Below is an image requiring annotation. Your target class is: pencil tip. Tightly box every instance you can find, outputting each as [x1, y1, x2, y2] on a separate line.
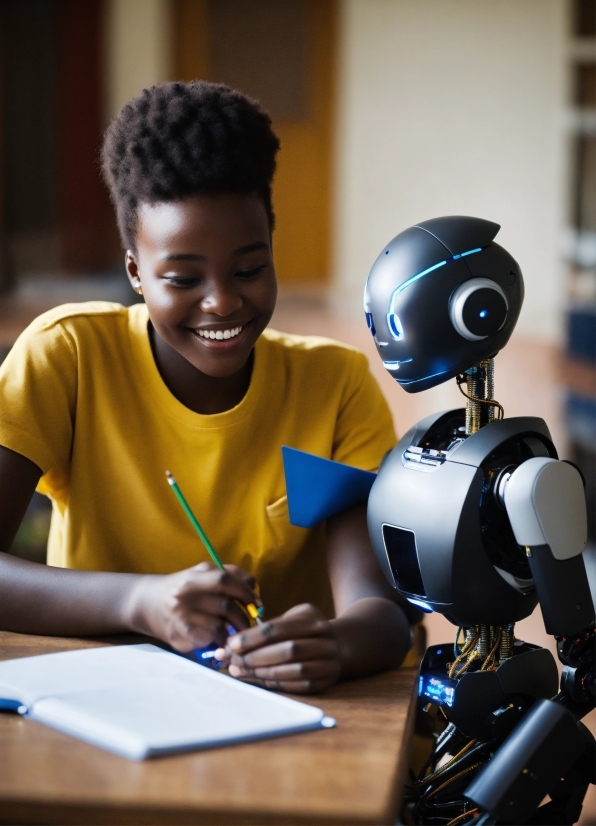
[165, 470, 176, 485]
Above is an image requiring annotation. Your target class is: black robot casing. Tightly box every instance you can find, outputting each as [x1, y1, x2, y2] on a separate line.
[367, 410, 558, 626]
[364, 216, 524, 392]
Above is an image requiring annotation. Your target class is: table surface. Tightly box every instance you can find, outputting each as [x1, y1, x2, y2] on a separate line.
[0, 631, 418, 825]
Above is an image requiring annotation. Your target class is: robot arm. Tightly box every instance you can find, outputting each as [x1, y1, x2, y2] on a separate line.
[501, 458, 594, 636]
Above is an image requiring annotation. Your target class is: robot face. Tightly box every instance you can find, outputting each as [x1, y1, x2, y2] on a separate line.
[363, 217, 524, 392]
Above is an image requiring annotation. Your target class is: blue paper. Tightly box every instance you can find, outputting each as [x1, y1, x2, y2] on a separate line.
[282, 446, 377, 528]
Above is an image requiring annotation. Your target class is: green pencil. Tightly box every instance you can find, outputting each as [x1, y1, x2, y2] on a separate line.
[165, 470, 263, 624]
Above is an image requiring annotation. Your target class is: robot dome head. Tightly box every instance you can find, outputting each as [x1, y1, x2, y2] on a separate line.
[364, 216, 524, 392]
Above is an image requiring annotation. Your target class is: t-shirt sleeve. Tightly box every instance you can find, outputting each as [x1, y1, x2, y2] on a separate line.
[0, 317, 77, 475]
[331, 351, 396, 471]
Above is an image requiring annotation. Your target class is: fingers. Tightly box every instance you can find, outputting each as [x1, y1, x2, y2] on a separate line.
[175, 564, 260, 612]
[186, 593, 251, 634]
[221, 605, 341, 694]
[224, 564, 257, 591]
[229, 657, 339, 683]
[228, 604, 330, 656]
[229, 655, 341, 694]
[230, 636, 338, 668]
[158, 564, 261, 653]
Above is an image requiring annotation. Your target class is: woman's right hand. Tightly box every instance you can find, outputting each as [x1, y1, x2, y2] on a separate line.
[124, 561, 260, 652]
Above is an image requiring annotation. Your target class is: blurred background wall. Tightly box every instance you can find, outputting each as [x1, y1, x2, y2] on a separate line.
[334, 0, 566, 342]
[0, 0, 594, 815]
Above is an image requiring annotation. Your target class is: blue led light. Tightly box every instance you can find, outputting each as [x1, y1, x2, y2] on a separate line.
[393, 259, 447, 296]
[406, 597, 434, 613]
[384, 247, 483, 341]
[383, 358, 412, 371]
[398, 365, 453, 385]
[365, 311, 376, 336]
[419, 674, 456, 706]
[387, 312, 404, 340]
[479, 310, 488, 318]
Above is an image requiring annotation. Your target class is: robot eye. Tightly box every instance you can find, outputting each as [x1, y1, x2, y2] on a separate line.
[363, 282, 376, 337]
[387, 312, 404, 340]
[449, 278, 508, 341]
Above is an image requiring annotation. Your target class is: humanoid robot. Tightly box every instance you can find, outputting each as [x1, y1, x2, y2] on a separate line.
[283, 215, 594, 825]
[362, 216, 595, 825]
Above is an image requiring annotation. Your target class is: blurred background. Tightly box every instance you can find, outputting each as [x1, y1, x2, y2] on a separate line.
[0, 0, 594, 815]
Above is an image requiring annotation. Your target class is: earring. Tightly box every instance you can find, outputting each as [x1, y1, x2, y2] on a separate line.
[135, 286, 143, 295]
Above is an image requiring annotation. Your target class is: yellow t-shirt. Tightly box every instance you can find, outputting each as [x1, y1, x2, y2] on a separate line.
[0, 302, 396, 619]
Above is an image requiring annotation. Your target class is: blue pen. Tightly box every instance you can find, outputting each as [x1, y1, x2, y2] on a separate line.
[0, 698, 27, 714]
[191, 624, 236, 669]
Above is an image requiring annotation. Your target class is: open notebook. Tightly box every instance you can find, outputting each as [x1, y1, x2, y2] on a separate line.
[0, 644, 335, 759]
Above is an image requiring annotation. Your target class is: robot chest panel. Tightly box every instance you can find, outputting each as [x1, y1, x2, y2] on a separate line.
[368, 448, 480, 605]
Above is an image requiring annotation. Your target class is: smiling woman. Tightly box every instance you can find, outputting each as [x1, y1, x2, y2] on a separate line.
[127, 194, 277, 413]
[0, 80, 418, 695]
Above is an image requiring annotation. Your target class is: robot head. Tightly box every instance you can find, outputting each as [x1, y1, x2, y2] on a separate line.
[364, 216, 524, 392]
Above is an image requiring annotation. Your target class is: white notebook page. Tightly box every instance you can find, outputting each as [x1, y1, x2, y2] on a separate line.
[0, 644, 334, 759]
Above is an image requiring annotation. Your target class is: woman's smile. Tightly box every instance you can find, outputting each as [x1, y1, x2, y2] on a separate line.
[188, 321, 251, 348]
[125, 193, 277, 414]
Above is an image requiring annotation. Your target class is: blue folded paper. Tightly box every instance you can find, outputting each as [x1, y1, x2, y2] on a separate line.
[282, 446, 377, 529]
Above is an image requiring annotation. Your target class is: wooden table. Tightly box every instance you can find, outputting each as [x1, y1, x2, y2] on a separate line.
[0, 631, 418, 825]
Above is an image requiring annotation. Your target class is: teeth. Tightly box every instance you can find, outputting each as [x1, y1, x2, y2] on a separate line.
[197, 326, 243, 340]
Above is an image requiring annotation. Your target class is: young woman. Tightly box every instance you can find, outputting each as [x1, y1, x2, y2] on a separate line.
[0, 81, 418, 693]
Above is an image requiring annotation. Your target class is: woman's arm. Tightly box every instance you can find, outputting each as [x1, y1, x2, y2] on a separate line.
[218, 503, 416, 693]
[327, 502, 413, 678]
[0, 445, 260, 646]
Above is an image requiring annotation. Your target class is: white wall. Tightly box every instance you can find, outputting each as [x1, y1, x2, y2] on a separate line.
[333, 0, 567, 342]
[104, 0, 173, 123]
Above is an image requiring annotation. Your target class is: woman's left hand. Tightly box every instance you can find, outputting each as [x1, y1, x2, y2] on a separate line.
[214, 603, 342, 694]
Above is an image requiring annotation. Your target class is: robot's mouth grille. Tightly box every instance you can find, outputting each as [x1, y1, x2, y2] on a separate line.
[382, 524, 426, 597]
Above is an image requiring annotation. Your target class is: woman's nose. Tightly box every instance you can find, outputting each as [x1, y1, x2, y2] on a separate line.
[199, 285, 243, 316]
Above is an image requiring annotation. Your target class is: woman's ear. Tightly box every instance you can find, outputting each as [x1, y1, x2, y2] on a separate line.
[125, 251, 143, 295]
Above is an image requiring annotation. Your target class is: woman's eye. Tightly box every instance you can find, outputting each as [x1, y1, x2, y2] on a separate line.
[166, 276, 202, 287]
[235, 265, 266, 279]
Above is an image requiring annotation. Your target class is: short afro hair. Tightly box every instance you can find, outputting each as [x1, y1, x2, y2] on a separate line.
[101, 81, 280, 250]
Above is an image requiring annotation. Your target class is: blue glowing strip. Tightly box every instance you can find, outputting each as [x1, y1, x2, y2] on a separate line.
[397, 366, 453, 385]
[383, 359, 412, 371]
[393, 259, 447, 295]
[392, 247, 482, 297]
[407, 597, 434, 613]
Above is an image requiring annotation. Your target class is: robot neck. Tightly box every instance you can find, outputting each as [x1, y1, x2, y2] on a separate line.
[456, 357, 504, 435]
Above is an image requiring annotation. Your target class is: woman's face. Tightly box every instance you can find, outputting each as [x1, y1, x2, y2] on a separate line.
[126, 192, 277, 379]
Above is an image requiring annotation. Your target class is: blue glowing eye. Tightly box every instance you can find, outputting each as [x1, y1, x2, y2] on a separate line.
[365, 311, 376, 337]
[387, 313, 404, 340]
[479, 310, 488, 318]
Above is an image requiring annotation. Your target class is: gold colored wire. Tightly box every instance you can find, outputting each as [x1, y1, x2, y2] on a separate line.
[426, 762, 484, 799]
[448, 632, 479, 677]
[456, 377, 504, 420]
[480, 631, 502, 671]
[452, 649, 480, 677]
[416, 739, 478, 786]
[447, 807, 480, 825]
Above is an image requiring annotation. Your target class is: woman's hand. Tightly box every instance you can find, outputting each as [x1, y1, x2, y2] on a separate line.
[215, 603, 342, 694]
[124, 561, 261, 652]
